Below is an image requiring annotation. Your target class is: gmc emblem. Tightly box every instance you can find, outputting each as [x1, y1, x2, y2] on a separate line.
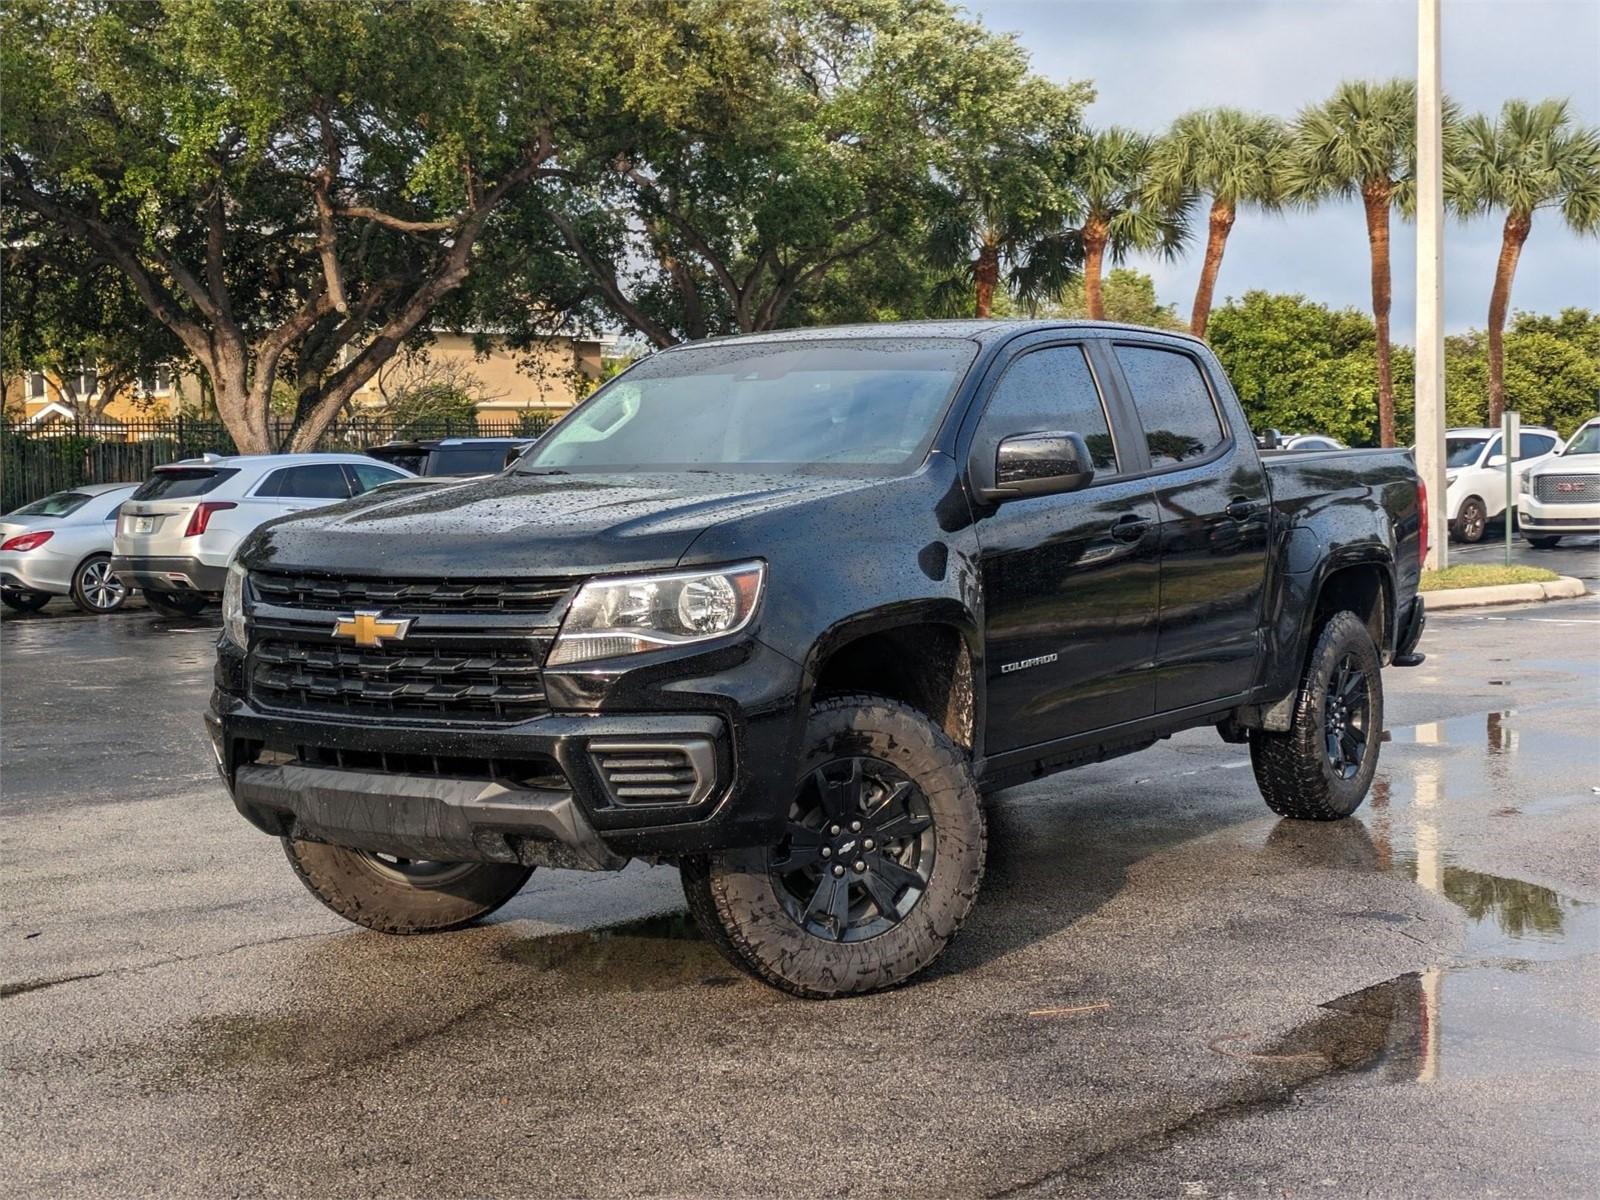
[1556, 481, 1585, 492]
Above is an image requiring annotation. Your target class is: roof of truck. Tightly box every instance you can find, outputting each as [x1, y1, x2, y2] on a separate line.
[664, 319, 1208, 349]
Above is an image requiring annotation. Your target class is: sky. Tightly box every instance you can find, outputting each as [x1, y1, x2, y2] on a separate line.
[968, 0, 1600, 340]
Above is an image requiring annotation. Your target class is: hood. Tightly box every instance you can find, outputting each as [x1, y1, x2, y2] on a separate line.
[1535, 452, 1600, 476]
[240, 469, 890, 577]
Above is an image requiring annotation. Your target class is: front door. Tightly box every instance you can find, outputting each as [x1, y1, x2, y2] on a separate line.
[974, 342, 1161, 754]
[1109, 342, 1270, 711]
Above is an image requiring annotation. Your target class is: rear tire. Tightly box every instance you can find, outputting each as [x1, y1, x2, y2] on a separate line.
[70, 554, 128, 613]
[1, 589, 51, 613]
[1526, 535, 1562, 549]
[283, 838, 533, 934]
[143, 589, 209, 618]
[681, 693, 986, 998]
[1450, 496, 1488, 543]
[1249, 611, 1383, 821]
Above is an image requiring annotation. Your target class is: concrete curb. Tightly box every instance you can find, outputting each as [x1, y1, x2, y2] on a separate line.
[1423, 575, 1588, 611]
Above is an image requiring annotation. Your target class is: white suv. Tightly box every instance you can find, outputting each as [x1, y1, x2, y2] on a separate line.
[1520, 416, 1600, 548]
[112, 453, 412, 616]
[1443, 425, 1564, 543]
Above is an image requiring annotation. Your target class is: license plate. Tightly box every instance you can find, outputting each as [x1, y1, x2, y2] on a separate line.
[134, 516, 155, 534]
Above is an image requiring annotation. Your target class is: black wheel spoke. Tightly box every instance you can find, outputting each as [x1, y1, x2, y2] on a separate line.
[860, 868, 904, 923]
[864, 780, 912, 826]
[1325, 728, 1343, 765]
[804, 871, 851, 939]
[773, 824, 826, 871]
[870, 854, 927, 897]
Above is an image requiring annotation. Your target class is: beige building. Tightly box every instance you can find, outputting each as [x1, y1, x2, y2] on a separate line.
[4, 330, 606, 429]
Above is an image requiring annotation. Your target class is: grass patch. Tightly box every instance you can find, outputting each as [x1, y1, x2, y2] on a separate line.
[1419, 564, 1560, 592]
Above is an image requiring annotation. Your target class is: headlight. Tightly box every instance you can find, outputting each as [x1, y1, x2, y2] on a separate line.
[1520, 471, 1535, 494]
[221, 561, 248, 649]
[547, 561, 765, 666]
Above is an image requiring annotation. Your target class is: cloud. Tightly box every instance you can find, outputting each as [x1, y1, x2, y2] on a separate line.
[969, 0, 1600, 338]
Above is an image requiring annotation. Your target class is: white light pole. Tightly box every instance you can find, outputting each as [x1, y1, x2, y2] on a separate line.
[1416, 0, 1448, 570]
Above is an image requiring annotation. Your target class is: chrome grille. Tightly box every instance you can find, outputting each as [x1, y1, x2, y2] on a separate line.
[251, 570, 571, 616]
[1534, 474, 1599, 504]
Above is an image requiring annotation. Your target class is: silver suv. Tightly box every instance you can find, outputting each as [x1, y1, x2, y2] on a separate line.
[112, 453, 412, 616]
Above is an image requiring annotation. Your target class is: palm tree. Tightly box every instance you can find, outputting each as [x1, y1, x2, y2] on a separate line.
[1069, 127, 1187, 320]
[1452, 99, 1600, 425]
[1150, 108, 1288, 337]
[1286, 80, 1419, 447]
[926, 199, 1081, 319]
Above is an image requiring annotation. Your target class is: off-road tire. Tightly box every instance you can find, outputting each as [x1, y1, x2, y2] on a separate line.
[70, 553, 128, 613]
[143, 589, 209, 618]
[1526, 535, 1562, 549]
[681, 693, 986, 998]
[1249, 611, 1383, 821]
[1, 589, 51, 613]
[1450, 496, 1488, 543]
[282, 838, 533, 934]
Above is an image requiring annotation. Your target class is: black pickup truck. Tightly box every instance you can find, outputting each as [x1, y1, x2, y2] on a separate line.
[208, 321, 1426, 997]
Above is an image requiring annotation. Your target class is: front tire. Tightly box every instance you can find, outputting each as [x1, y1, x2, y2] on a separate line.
[283, 839, 534, 934]
[70, 554, 128, 613]
[1526, 535, 1562, 549]
[1450, 496, 1488, 543]
[143, 589, 209, 618]
[1249, 611, 1383, 821]
[682, 693, 986, 998]
[1, 589, 51, 613]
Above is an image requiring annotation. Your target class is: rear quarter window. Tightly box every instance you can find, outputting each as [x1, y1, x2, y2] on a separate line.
[131, 468, 238, 500]
[1114, 345, 1227, 468]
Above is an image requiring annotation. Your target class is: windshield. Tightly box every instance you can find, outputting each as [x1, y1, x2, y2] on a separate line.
[1446, 437, 1490, 468]
[8, 490, 92, 518]
[1562, 424, 1600, 455]
[519, 338, 979, 475]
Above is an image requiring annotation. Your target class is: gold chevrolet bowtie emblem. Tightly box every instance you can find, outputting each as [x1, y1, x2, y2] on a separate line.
[332, 609, 412, 648]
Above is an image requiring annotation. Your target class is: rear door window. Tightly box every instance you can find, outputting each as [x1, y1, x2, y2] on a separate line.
[427, 445, 513, 476]
[1518, 434, 1557, 459]
[256, 464, 353, 500]
[131, 468, 237, 500]
[1114, 345, 1227, 468]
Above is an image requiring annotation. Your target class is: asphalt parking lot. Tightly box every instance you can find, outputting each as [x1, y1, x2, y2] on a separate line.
[2, 579, 1597, 1197]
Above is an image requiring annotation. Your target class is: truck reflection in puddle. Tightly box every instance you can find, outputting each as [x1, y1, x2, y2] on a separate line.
[1258, 709, 1598, 1086]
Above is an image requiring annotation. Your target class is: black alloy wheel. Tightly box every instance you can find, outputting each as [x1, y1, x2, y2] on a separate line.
[1322, 652, 1371, 780]
[770, 757, 936, 942]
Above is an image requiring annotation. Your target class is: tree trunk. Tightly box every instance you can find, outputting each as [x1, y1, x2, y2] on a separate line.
[1361, 182, 1396, 448]
[1189, 199, 1235, 337]
[1486, 210, 1532, 427]
[973, 238, 1000, 318]
[1082, 221, 1108, 320]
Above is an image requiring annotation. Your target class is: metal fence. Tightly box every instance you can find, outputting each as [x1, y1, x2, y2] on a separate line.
[1, 413, 557, 512]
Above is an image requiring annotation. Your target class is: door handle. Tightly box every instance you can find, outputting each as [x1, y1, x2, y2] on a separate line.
[1225, 498, 1263, 520]
[1110, 514, 1151, 543]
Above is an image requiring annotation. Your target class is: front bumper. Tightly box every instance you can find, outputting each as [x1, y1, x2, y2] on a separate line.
[1519, 499, 1600, 536]
[207, 636, 803, 867]
[111, 555, 228, 595]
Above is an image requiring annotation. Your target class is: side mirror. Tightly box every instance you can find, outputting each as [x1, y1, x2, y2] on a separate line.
[980, 431, 1095, 504]
[1486, 454, 1507, 468]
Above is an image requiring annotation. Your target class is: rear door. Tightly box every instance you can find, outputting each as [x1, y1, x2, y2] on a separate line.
[1106, 341, 1270, 711]
[250, 463, 354, 518]
[973, 338, 1161, 752]
[117, 467, 239, 556]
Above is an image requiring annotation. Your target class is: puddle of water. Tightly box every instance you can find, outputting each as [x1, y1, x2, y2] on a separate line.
[499, 912, 743, 994]
[1251, 707, 1600, 1087]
